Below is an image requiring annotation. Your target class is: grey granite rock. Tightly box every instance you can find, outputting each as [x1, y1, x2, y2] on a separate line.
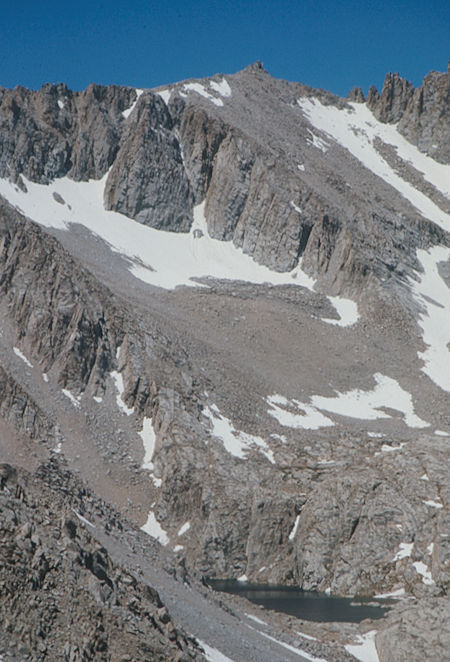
[104, 92, 194, 231]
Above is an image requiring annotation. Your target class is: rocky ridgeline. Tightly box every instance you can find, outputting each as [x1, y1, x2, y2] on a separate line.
[1, 65, 448, 293]
[0, 460, 204, 661]
[349, 64, 450, 164]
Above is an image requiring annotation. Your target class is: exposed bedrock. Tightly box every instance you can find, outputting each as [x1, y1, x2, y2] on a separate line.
[103, 92, 194, 231]
[366, 67, 450, 164]
[0, 83, 135, 183]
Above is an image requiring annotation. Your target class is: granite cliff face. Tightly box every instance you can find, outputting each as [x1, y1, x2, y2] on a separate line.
[366, 65, 450, 163]
[0, 64, 449, 661]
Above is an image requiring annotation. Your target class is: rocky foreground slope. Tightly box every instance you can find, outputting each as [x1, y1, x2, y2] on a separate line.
[0, 63, 449, 660]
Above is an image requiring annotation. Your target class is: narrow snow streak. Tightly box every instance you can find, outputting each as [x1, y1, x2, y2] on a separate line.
[110, 371, 134, 416]
[74, 511, 95, 528]
[296, 631, 317, 641]
[256, 629, 328, 661]
[139, 417, 156, 469]
[289, 515, 301, 541]
[197, 640, 235, 662]
[204, 405, 275, 463]
[13, 347, 33, 368]
[245, 613, 267, 626]
[374, 588, 406, 599]
[178, 521, 191, 536]
[122, 89, 143, 118]
[62, 389, 80, 408]
[410, 246, 450, 393]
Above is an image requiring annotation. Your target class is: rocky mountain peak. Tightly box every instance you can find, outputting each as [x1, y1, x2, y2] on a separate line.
[347, 86, 365, 102]
[240, 60, 268, 74]
[0, 62, 449, 662]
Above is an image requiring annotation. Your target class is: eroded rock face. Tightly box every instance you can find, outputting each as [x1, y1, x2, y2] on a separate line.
[0, 460, 204, 662]
[0, 83, 135, 183]
[103, 93, 194, 231]
[375, 598, 450, 662]
[366, 66, 450, 163]
[368, 72, 414, 123]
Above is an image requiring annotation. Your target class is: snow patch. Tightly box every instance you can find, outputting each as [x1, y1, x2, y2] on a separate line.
[345, 630, 380, 662]
[197, 640, 235, 662]
[177, 521, 191, 537]
[62, 389, 81, 408]
[57, 100, 65, 110]
[412, 561, 434, 585]
[13, 347, 33, 368]
[290, 200, 302, 214]
[311, 374, 428, 428]
[289, 515, 301, 541]
[140, 511, 169, 545]
[268, 374, 427, 431]
[374, 588, 406, 599]
[323, 296, 359, 327]
[122, 89, 143, 118]
[237, 574, 248, 582]
[173, 544, 184, 553]
[267, 394, 334, 430]
[424, 499, 443, 509]
[204, 404, 274, 463]
[210, 78, 232, 98]
[374, 443, 405, 456]
[0, 177, 325, 292]
[110, 371, 134, 416]
[420, 473, 429, 481]
[435, 429, 450, 436]
[183, 82, 223, 106]
[297, 163, 305, 171]
[427, 542, 434, 555]
[51, 442, 62, 454]
[139, 417, 156, 469]
[42, 373, 49, 382]
[392, 542, 414, 562]
[156, 88, 172, 104]
[93, 395, 103, 403]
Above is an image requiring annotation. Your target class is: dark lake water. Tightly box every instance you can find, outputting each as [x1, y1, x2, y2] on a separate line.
[209, 580, 390, 623]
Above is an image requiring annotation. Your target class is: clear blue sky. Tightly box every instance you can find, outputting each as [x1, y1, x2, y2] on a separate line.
[2, 0, 448, 97]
